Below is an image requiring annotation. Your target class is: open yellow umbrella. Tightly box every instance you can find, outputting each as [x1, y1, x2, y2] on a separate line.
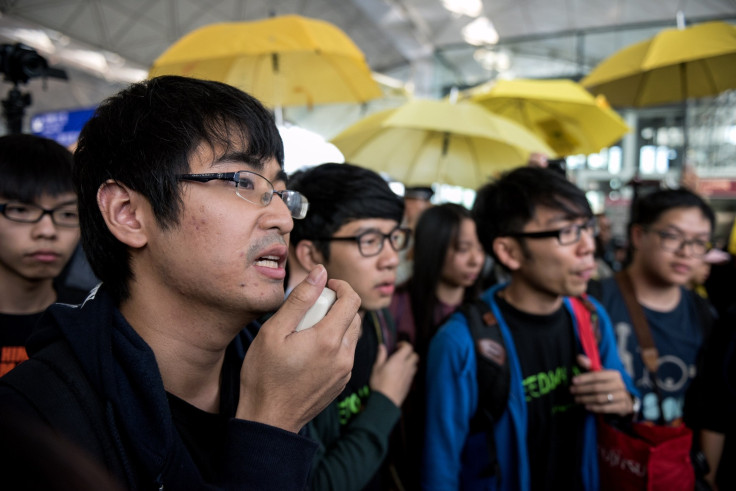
[581, 21, 736, 107]
[468, 78, 630, 157]
[149, 15, 381, 108]
[331, 99, 554, 188]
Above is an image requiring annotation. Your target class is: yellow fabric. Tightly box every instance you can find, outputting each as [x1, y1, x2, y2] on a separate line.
[330, 99, 553, 188]
[149, 15, 381, 108]
[468, 78, 630, 157]
[581, 21, 736, 107]
[729, 219, 736, 256]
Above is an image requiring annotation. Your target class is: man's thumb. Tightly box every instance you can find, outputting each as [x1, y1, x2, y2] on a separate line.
[374, 344, 387, 367]
[274, 265, 327, 328]
[577, 354, 592, 370]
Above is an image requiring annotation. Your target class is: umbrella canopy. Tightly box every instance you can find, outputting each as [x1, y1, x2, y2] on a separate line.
[468, 78, 630, 156]
[149, 15, 382, 108]
[331, 99, 554, 188]
[581, 21, 736, 107]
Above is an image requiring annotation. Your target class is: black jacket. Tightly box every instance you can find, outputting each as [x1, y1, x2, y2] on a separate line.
[0, 285, 317, 490]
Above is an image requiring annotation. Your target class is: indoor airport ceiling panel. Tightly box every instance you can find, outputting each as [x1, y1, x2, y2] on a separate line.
[0, 0, 733, 126]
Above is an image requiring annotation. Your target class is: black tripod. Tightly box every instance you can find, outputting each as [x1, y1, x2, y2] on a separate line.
[2, 84, 32, 134]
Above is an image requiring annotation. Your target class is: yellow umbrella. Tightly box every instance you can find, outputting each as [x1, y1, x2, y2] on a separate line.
[149, 15, 381, 108]
[468, 78, 630, 157]
[331, 99, 554, 188]
[581, 21, 736, 107]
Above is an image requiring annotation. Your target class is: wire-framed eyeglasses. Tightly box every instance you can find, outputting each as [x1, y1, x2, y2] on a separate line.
[649, 229, 711, 257]
[176, 170, 309, 219]
[509, 216, 599, 246]
[0, 201, 79, 227]
[314, 227, 411, 257]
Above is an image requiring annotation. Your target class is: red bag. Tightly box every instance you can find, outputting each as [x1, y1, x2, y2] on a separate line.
[570, 291, 696, 491]
[597, 419, 694, 491]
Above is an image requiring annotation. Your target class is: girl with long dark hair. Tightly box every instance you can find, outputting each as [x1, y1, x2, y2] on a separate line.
[388, 203, 485, 489]
[391, 202, 485, 355]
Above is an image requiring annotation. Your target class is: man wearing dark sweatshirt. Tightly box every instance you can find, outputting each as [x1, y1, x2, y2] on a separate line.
[0, 76, 362, 490]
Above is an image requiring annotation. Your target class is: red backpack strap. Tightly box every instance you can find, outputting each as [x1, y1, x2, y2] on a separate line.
[570, 294, 602, 372]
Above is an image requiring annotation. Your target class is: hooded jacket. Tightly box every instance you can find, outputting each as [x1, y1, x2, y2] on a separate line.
[0, 285, 317, 490]
[423, 284, 637, 491]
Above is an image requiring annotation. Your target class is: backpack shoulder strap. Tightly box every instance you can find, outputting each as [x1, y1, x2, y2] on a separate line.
[460, 299, 510, 422]
[460, 298, 510, 481]
[570, 295, 603, 371]
[614, 270, 660, 374]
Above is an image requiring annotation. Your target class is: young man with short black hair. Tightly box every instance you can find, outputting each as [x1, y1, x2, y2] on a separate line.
[0, 134, 87, 376]
[423, 166, 636, 491]
[0, 76, 362, 490]
[598, 188, 715, 424]
[290, 163, 419, 491]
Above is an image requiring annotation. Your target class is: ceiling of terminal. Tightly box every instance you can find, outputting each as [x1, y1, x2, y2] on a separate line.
[0, 0, 734, 130]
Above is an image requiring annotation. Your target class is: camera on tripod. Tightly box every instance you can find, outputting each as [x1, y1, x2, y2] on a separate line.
[0, 43, 67, 133]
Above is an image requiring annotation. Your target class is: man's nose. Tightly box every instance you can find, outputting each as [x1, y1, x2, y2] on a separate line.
[31, 212, 58, 238]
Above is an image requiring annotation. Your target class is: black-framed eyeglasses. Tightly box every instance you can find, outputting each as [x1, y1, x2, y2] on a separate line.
[649, 229, 711, 257]
[313, 227, 411, 257]
[176, 170, 309, 219]
[0, 201, 79, 227]
[509, 216, 599, 246]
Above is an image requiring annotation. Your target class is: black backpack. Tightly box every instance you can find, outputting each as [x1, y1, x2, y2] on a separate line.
[458, 299, 509, 481]
[458, 296, 599, 482]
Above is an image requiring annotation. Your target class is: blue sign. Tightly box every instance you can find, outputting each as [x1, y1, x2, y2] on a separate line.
[30, 107, 96, 147]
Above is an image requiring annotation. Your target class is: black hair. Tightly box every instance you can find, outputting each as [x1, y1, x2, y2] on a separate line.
[0, 134, 74, 202]
[289, 162, 404, 261]
[408, 203, 481, 351]
[74, 75, 284, 303]
[624, 188, 715, 266]
[472, 166, 591, 264]
[630, 188, 715, 230]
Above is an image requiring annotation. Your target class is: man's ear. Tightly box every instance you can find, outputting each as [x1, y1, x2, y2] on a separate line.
[97, 180, 149, 249]
[294, 240, 326, 271]
[493, 237, 523, 271]
[629, 224, 645, 251]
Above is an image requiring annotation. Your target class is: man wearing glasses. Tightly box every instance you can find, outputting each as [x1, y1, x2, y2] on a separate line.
[289, 163, 419, 491]
[0, 134, 87, 376]
[0, 76, 362, 490]
[424, 167, 636, 491]
[597, 188, 715, 426]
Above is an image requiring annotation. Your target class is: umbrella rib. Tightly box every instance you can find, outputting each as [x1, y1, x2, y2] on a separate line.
[516, 99, 537, 130]
[633, 70, 651, 107]
[321, 53, 372, 102]
[698, 58, 719, 94]
[465, 134, 485, 187]
[405, 130, 439, 184]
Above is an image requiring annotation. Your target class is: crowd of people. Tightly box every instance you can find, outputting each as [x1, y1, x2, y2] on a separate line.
[0, 75, 733, 491]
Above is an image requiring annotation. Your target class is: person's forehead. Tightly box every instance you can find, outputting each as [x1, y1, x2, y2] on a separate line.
[529, 204, 587, 227]
[653, 207, 712, 233]
[335, 217, 399, 235]
[1, 191, 77, 206]
[189, 142, 284, 181]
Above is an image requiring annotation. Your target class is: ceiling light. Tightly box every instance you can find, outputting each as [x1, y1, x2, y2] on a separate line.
[473, 48, 510, 71]
[441, 0, 483, 18]
[462, 17, 499, 46]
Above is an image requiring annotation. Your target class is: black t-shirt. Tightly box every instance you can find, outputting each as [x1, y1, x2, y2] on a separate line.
[0, 285, 89, 376]
[0, 311, 43, 376]
[167, 341, 242, 483]
[496, 295, 585, 491]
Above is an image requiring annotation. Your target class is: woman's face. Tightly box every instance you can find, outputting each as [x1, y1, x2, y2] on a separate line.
[440, 218, 485, 288]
